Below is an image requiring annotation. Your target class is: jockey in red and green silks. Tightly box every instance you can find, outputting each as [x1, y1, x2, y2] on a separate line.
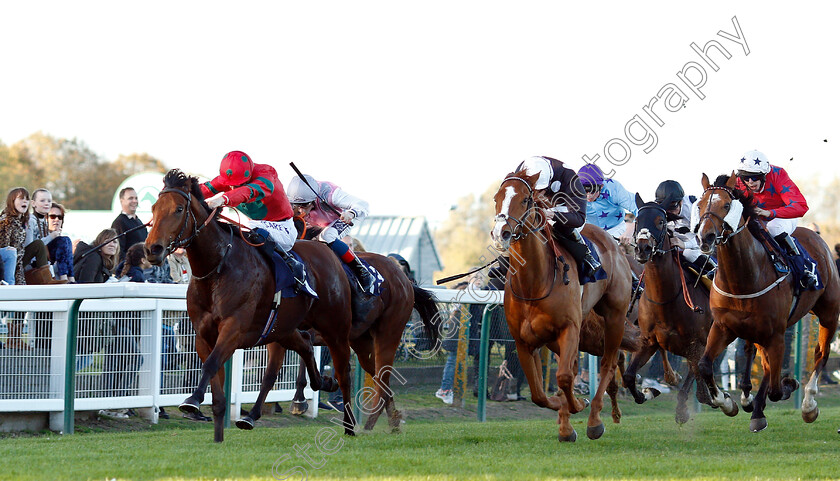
[200, 150, 311, 292]
[287, 174, 375, 294]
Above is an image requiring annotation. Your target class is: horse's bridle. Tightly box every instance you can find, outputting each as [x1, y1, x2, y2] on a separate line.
[494, 176, 545, 242]
[157, 187, 218, 252]
[635, 204, 673, 257]
[698, 186, 746, 245]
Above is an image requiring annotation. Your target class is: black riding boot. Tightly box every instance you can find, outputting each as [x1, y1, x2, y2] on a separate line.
[775, 232, 817, 289]
[274, 246, 308, 293]
[572, 230, 601, 275]
[693, 254, 717, 280]
[348, 257, 376, 295]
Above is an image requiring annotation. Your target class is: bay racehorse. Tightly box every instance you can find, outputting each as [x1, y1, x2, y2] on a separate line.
[237, 250, 440, 432]
[491, 170, 633, 441]
[695, 173, 840, 432]
[145, 169, 355, 442]
[628, 194, 718, 424]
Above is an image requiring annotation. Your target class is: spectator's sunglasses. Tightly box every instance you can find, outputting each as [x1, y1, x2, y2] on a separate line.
[739, 174, 765, 183]
[48, 214, 64, 220]
[583, 183, 599, 194]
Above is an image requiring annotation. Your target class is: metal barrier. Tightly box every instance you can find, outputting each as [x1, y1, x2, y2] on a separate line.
[0, 284, 318, 434]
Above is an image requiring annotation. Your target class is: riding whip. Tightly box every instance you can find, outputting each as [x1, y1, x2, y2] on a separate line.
[288, 162, 344, 219]
[78, 221, 152, 260]
[435, 257, 500, 285]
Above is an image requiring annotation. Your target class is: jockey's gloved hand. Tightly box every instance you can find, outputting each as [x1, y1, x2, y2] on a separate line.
[206, 193, 226, 209]
[340, 210, 356, 224]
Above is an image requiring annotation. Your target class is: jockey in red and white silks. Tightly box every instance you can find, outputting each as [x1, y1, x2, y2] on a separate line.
[734, 150, 808, 238]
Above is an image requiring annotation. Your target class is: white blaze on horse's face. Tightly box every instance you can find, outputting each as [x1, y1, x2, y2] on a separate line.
[492, 186, 517, 251]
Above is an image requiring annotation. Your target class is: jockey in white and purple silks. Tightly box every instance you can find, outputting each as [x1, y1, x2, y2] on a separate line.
[286, 175, 375, 294]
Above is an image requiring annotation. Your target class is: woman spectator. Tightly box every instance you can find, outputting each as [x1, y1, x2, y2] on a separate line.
[117, 243, 149, 283]
[0, 187, 32, 285]
[46, 202, 75, 282]
[73, 228, 120, 283]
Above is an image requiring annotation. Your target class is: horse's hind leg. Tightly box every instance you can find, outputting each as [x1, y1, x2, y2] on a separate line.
[802, 311, 839, 423]
[289, 356, 309, 416]
[236, 343, 286, 430]
[323, 335, 355, 436]
[350, 334, 384, 430]
[698, 323, 738, 416]
[209, 364, 227, 443]
[586, 317, 622, 440]
[660, 349, 681, 386]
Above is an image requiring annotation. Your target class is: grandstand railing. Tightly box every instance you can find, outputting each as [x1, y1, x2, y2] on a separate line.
[0, 284, 319, 434]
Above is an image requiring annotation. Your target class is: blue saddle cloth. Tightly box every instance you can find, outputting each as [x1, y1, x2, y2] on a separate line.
[580, 235, 608, 285]
[269, 251, 317, 299]
[340, 258, 385, 296]
[789, 237, 823, 292]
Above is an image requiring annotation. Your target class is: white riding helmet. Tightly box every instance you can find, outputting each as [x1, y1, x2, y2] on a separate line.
[519, 156, 553, 190]
[737, 150, 771, 174]
[287, 174, 319, 204]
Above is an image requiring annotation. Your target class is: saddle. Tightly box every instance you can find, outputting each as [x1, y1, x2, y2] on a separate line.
[752, 229, 822, 294]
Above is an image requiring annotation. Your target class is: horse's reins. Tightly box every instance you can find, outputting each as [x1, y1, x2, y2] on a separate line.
[698, 184, 790, 300]
[496, 176, 559, 302]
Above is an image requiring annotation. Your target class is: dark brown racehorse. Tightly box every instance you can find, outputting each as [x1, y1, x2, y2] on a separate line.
[695, 173, 840, 432]
[627, 194, 717, 424]
[238, 250, 440, 432]
[491, 170, 633, 441]
[144, 169, 355, 442]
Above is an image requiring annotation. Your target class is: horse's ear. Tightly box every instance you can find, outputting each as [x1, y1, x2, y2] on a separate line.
[726, 171, 738, 188]
[635, 192, 645, 209]
[701, 173, 710, 190]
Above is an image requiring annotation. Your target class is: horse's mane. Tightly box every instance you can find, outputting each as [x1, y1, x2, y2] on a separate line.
[163, 169, 211, 213]
[711, 174, 763, 238]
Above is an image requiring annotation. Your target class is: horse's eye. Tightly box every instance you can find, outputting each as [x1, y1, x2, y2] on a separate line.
[175, 206, 184, 214]
[724, 203, 731, 210]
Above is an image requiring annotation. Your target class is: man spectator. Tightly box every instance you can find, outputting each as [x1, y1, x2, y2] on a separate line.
[111, 187, 148, 262]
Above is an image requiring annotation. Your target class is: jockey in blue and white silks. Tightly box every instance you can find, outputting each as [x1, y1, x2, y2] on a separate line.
[577, 163, 638, 244]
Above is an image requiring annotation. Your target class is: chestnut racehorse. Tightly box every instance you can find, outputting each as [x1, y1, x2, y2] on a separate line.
[627, 194, 717, 424]
[491, 170, 633, 442]
[695, 173, 840, 432]
[145, 169, 355, 442]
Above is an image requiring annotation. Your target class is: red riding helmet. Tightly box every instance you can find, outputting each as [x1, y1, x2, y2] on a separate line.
[218, 151, 254, 186]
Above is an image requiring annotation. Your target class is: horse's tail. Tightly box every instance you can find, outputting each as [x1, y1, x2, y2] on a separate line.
[413, 285, 442, 344]
[619, 320, 642, 352]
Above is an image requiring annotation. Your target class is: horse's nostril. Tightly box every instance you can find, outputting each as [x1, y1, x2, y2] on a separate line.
[147, 244, 163, 257]
[501, 231, 511, 242]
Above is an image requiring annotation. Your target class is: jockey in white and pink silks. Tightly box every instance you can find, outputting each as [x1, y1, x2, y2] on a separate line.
[286, 175, 375, 294]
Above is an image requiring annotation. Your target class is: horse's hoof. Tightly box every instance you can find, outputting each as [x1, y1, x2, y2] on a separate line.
[802, 407, 819, 423]
[643, 388, 661, 401]
[586, 423, 605, 440]
[581, 397, 591, 409]
[675, 409, 690, 425]
[345, 429, 356, 437]
[235, 417, 255, 430]
[750, 417, 768, 433]
[179, 401, 199, 414]
[722, 393, 739, 417]
[558, 429, 577, 442]
[290, 401, 308, 416]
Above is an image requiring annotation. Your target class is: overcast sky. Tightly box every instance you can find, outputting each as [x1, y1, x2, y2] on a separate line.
[2, 1, 837, 227]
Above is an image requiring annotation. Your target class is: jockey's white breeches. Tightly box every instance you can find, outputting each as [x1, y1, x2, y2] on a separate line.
[766, 217, 798, 237]
[249, 218, 297, 252]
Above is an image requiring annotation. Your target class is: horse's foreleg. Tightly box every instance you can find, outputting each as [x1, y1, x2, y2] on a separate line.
[515, 341, 564, 414]
[748, 345, 774, 433]
[236, 343, 286, 430]
[547, 329, 587, 443]
[674, 369, 696, 425]
[698, 323, 738, 416]
[606, 373, 621, 424]
[289, 355, 309, 416]
[623, 341, 659, 404]
[660, 348, 680, 386]
[586, 318, 622, 440]
[323, 336, 355, 436]
[209, 363, 227, 443]
[181, 329, 237, 415]
[739, 341, 756, 411]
